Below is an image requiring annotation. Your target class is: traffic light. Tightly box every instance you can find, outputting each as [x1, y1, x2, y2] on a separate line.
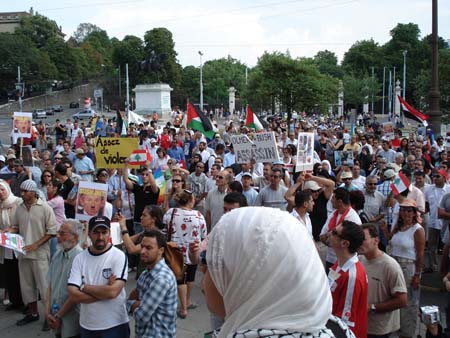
[15, 83, 24, 98]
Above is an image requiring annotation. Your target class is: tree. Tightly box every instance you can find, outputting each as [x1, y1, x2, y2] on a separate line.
[314, 50, 343, 78]
[72, 23, 103, 44]
[112, 35, 145, 87]
[246, 52, 339, 115]
[342, 39, 383, 78]
[143, 28, 181, 87]
[15, 14, 63, 48]
[342, 74, 379, 109]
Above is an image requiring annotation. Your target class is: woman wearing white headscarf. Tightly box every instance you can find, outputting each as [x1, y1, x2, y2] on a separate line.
[204, 207, 349, 338]
[0, 179, 23, 309]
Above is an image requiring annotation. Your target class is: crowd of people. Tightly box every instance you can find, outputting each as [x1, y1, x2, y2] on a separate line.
[0, 110, 449, 338]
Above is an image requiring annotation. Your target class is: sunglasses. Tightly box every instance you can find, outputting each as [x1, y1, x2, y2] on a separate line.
[43, 174, 52, 178]
[400, 207, 415, 213]
[331, 229, 344, 239]
[216, 176, 225, 180]
[172, 179, 182, 183]
[271, 175, 281, 178]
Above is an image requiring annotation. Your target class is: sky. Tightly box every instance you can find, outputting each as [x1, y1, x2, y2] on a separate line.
[2, 0, 450, 67]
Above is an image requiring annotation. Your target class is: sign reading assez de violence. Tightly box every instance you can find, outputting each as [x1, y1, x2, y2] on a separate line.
[230, 132, 279, 164]
[95, 137, 138, 168]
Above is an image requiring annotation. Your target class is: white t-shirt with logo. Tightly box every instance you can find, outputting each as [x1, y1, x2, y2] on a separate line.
[68, 245, 129, 330]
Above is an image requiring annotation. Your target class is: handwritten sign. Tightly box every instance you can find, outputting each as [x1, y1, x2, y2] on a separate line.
[0, 232, 26, 254]
[95, 137, 138, 168]
[230, 132, 279, 164]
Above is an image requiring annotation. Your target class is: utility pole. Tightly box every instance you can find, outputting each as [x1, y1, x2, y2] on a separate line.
[428, 0, 441, 136]
[125, 63, 129, 114]
[198, 51, 203, 111]
[17, 66, 23, 112]
[118, 65, 121, 99]
[371, 66, 375, 112]
[382, 67, 386, 116]
[402, 50, 407, 99]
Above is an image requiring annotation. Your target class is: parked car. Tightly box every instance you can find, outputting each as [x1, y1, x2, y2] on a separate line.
[33, 109, 47, 119]
[69, 102, 80, 108]
[72, 109, 95, 120]
[51, 105, 63, 112]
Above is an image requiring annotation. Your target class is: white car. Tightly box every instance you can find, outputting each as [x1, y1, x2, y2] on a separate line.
[72, 109, 95, 120]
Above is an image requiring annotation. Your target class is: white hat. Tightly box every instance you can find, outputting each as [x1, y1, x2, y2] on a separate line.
[0, 155, 5, 162]
[303, 180, 321, 191]
[341, 171, 353, 179]
[20, 179, 38, 193]
[383, 169, 396, 179]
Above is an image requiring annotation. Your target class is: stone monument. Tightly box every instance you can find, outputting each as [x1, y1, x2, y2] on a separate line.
[133, 83, 173, 118]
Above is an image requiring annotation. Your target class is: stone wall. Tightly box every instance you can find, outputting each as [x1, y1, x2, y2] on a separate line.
[0, 83, 97, 115]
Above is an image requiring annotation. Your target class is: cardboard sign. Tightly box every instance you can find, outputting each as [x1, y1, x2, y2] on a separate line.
[13, 112, 32, 138]
[296, 132, 314, 171]
[0, 232, 25, 254]
[76, 181, 108, 221]
[95, 137, 138, 168]
[230, 132, 279, 164]
[334, 151, 354, 167]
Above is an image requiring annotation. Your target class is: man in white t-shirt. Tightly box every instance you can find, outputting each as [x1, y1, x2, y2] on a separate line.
[291, 190, 314, 238]
[68, 216, 129, 337]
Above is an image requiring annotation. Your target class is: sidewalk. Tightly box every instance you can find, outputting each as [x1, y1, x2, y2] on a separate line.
[0, 274, 210, 338]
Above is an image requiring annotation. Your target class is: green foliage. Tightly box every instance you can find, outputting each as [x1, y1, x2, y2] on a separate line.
[15, 14, 62, 48]
[73, 23, 103, 44]
[111, 35, 145, 86]
[143, 28, 182, 87]
[246, 52, 339, 114]
[342, 39, 383, 78]
[314, 50, 343, 78]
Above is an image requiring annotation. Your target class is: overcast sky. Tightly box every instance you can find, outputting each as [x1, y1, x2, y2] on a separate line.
[2, 0, 449, 67]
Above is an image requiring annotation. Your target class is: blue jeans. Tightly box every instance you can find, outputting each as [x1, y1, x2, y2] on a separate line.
[80, 323, 130, 338]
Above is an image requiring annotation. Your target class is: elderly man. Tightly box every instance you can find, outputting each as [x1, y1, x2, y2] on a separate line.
[46, 219, 84, 338]
[363, 175, 386, 223]
[7, 180, 56, 328]
[205, 170, 232, 232]
[73, 148, 95, 182]
[68, 216, 129, 337]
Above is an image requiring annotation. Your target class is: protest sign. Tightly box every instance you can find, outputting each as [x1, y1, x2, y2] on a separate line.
[0, 232, 25, 254]
[230, 132, 278, 164]
[334, 151, 354, 167]
[13, 112, 32, 138]
[76, 181, 108, 221]
[383, 122, 394, 139]
[21, 146, 33, 166]
[110, 222, 122, 245]
[95, 137, 138, 168]
[296, 133, 314, 171]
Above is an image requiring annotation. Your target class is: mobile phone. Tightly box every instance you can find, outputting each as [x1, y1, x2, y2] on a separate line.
[117, 208, 122, 215]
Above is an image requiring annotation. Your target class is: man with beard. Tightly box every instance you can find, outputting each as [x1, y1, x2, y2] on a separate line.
[291, 190, 314, 238]
[46, 219, 84, 338]
[68, 216, 129, 337]
[128, 230, 177, 338]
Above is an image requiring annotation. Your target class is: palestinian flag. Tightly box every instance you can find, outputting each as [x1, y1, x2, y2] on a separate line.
[187, 102, 215, 139]
[391, 171, 410, 195]
[246, 105, 263, 131]
[129, 149, 150, 166]
[398, 96, 428, 126]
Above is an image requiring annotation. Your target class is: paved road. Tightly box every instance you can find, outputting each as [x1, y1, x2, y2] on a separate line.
[0, 272, 210, 338]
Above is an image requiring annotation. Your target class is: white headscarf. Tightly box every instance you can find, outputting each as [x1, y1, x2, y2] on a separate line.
[207, 207, 332, 337]
[321, 159, 334, 175]
[0, 179, 21, 262]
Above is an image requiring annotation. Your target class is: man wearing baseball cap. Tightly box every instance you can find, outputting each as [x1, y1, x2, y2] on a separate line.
[68, 216, 129, 337]
[7, 180, 56, 328]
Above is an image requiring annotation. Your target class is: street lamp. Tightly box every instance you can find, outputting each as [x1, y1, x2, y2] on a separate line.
[402, 50, 407, 99]
[198, 51, 203, 111]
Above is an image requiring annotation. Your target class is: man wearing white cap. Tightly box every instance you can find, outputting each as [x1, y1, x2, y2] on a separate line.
[73, 148, 95, 182]
[7, 180, 56, 328]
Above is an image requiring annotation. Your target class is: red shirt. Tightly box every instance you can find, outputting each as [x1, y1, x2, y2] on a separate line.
[329, 255, 368, 338]
[158, 134, 171, 150]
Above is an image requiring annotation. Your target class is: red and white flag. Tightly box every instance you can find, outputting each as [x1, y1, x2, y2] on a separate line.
[390, 172, 410, 195]
[129, 149, 151, 166]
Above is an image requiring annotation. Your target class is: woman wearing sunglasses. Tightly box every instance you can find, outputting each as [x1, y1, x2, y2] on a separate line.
[164, 174, 185, 213]
[163, 189, 207, 319]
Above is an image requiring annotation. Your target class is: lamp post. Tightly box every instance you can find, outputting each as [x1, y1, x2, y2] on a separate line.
[428, 0, 441, 136]
[402, 50, 407, 99]
[198, 51, 204, 111]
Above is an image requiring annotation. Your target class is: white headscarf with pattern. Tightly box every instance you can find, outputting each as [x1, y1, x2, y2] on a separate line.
[207, 207, 332, 338]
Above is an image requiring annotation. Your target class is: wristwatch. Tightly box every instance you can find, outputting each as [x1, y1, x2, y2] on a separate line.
[121, 230, 129, 236]
[370, 304, 376, 313]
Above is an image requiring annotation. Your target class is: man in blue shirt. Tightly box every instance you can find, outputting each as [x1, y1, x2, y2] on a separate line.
[167, 138, 185, 164]
[128, 230, 177, 338]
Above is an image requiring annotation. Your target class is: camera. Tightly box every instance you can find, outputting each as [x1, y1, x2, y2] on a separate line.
[420, 306, 440, 325]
